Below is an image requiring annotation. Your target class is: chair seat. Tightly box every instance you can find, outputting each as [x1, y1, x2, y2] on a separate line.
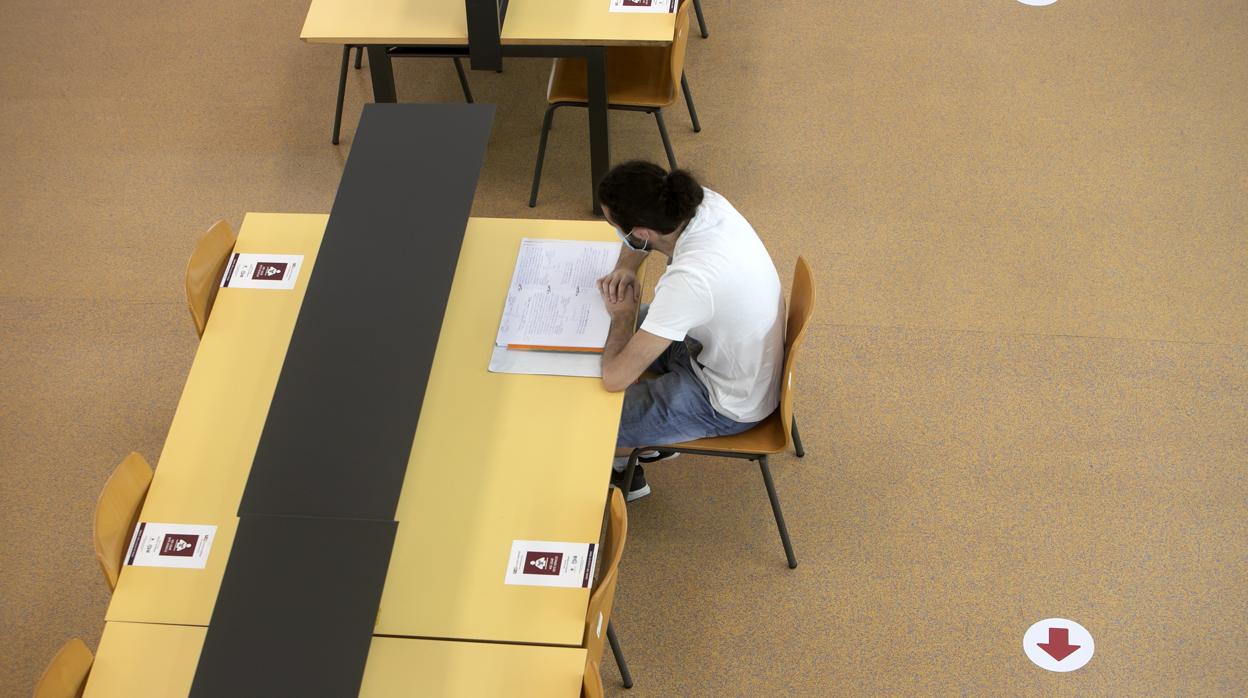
[663, 409, 788, 456]
[547, 47, 676, 109]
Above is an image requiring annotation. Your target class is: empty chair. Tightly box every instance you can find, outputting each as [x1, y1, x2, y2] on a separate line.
[530, 0, 701, 207]
[332, 46, 474, 144]
[620, 257, 816, 569]
[581, 657, 605, 698]
[33, 638, 93, 698]
[586, 486, 634, 688]
[184, 220, 237, 338]
[93, 452, 154, 590]
[692, 0, 708, 38]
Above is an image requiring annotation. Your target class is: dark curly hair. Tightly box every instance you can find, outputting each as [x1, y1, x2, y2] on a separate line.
[597, 161, 704, 234]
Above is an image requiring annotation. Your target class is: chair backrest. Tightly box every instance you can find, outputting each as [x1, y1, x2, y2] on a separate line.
[93, 452, 154, 590]
[656, 0, 694, 104]
[778, 257, 816, 448]
[33, 638, 93, 698]
[584, 487, 628, 662]
[581, 657, 605, 698]
[184, 220, 236, 337]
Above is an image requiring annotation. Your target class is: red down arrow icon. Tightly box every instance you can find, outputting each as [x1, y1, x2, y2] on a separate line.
[1038, 627, 1081, 661]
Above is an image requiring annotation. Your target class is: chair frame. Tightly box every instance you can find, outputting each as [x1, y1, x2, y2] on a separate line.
[621, 438, 801, 569]
[332, 46, 474, 145]
[528, 72, 700, 208]
[620, 257, 814, 570]
[692, 0, 708, 38]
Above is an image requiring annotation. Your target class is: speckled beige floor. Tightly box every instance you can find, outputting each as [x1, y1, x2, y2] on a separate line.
[2, 1, 1246, 695]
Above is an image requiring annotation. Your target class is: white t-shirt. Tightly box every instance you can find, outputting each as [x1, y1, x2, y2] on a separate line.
[640, 189, 785, 422]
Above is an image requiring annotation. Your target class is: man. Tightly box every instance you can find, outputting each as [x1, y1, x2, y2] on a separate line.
[595, 161, 786, 500]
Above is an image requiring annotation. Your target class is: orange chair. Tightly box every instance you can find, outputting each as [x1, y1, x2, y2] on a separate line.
[529, 0, 701, 207]
[184, 220, 237, 338]
[32, 638, 93, 698]
[581, 657, 605, 698]
[586, 487, 634, 689]
[93, 452, 154, 590]
[621, 257, 816, 569]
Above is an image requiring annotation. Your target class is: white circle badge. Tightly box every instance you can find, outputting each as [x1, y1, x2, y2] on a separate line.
[1023, 618, 1094, 672]
[1018, 0, 1057, 5]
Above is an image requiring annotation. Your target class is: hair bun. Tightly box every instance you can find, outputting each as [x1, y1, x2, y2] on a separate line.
[661, 169, 704, 221]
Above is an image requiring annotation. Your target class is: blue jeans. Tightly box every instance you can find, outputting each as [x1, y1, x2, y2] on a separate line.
[616, 337, 759, 449]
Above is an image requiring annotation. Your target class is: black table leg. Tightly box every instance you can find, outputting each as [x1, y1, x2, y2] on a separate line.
[585, 47, 609, 215]
[367, 46, 397, 103]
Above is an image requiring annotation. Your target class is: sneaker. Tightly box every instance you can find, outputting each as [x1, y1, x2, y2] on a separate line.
[611, 464, 651, 502]
[637, 450, 680, 464]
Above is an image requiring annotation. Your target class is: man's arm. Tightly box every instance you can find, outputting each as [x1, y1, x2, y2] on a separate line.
[614, 246, 647, 273]
[600, 294, 670, 393]
[601, 327, 670, 393]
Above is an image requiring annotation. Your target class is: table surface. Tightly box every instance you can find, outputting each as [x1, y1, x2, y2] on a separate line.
[105, 212, 326, 626]
[301, 0, 676, 46]
[106, 213, 623, 648]
[83, 622, 586, 698]
[375, 217, 621, 646]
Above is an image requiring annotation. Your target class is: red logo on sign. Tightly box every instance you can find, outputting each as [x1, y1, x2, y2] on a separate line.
[159, 534, 199, 557]
[252, 262, 288, 281]
[523, 551, 563, 576]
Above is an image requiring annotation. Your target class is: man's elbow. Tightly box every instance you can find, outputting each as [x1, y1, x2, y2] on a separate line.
[601, 364, 632, 393]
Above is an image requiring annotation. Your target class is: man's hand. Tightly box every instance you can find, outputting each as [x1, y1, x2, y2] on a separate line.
[597, 268, 640, 304]
[601, 283, 638, 322]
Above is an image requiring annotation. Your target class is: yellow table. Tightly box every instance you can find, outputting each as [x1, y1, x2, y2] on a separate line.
[107, 215, 622, 649]
[104, 213, 327, 625]
[376, 217, 623, 646]
[83, 623, 586, 698]
[301, 0, 676, 46]
[300, 0, 676, 213]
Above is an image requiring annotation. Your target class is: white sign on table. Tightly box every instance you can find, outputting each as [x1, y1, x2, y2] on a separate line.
[125, 522, 217, 569]
[220, 253, 303, 290]
[504, 539, 597, 588]
[609, 0, 676, 13]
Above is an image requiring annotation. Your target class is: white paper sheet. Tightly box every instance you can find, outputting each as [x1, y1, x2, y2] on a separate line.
[487, 345, 603, 377]
[504, 539, 598, 588]
[495, 239, 620, 351]
[609, 0, 675, 13]
[124, 522, 216, 569]
[220, 253, 303, 290]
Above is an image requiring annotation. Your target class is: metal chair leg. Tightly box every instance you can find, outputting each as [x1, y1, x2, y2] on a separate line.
[354, 45, 364, 69]
[529, 105, 557, 207]
[621, 449, 643, 499]
[692, 0, 708, 38]
[654, 110, 677, 170]
[606, 621, 634, 689]
[791, 415, 805, 458]
[759, 455, 797, 568]
[680, 72, 702, 133]
[452, 57, 474, 103]
[332, 45, 351, 145]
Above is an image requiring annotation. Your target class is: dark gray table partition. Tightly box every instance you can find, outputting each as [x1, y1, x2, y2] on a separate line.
[189, 515, 398, 697]
[190, 104, 494, 696]
[240, 103, 494, 520]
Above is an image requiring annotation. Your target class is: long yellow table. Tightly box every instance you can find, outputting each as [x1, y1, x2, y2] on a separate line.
[107, 215, 622, 651]
[300, 0, 676, 213]
[83, 622, 586, 698]
[105, 212, 327, 625]
[376, 217, 621, 646]
[301, 0, 676, 46]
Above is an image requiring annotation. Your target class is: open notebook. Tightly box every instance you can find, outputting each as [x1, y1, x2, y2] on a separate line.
[489, 238, 620, 377]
